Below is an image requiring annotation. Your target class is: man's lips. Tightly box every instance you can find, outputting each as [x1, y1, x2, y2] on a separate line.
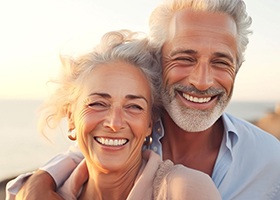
[94, 137, 128, 146]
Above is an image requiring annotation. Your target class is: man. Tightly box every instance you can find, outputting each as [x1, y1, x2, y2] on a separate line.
[7, 0, 280, 199]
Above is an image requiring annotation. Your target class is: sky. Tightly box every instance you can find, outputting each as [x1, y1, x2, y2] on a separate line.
[0, 0, 279, 102]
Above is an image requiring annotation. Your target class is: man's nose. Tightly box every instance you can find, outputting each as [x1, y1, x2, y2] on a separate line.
[103, 107, 125, 132]
[188, 62, 214, 91]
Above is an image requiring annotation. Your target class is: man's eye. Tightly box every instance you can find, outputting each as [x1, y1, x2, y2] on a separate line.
[216, 61, 229, 65]
[212, 60, 232, 67]
[174, 57, 194, 62]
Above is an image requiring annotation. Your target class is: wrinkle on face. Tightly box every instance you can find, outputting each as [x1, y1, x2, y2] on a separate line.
[70, 61, 153, 173]
[161, 9, 238, 132]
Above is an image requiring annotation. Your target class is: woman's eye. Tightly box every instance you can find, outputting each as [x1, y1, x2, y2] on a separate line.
[88, 102, 107, 110]
[126, 104, 144, 111]
[130, 105, 143, 110]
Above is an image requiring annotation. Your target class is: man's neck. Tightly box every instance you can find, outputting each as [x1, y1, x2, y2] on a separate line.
[161, 113, 224, 176]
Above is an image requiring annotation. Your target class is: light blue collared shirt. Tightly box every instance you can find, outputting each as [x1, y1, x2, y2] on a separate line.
[144, 113, 280, 200]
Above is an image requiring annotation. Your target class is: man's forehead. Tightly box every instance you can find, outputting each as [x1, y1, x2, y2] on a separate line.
[170, 8, 237, 38]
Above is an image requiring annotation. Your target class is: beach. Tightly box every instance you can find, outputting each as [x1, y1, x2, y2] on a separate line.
[0, 99, 279, 199]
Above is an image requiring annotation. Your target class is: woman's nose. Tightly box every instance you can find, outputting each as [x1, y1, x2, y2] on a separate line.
[103, 107, 125, 132]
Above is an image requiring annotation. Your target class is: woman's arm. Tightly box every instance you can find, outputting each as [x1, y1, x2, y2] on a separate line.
[15, 170, 63, 200]
[165, 165, 221, 200]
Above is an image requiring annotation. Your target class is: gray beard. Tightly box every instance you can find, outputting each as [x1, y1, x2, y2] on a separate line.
[162, 85, 231, 132]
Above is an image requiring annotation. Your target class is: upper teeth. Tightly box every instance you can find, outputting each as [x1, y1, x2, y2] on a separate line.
[182, 93, 211, 103]
[96, 137, 127, 146]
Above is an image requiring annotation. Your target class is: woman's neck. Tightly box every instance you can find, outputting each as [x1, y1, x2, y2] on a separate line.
[79, 158, 143, 200]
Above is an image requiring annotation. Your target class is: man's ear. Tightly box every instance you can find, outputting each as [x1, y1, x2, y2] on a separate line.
[67, 106, 75, 130]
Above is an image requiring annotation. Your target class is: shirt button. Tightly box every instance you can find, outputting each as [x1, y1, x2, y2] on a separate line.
[153, 146, 158, 152]
[157, 128, 161, 133]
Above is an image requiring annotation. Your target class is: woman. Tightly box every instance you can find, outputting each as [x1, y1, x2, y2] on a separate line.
[37, 30, 221, 200]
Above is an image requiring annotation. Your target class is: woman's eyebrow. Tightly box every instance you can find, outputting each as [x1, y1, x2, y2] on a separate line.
[88, 92, 111, 98]
[88, 93, 148, 104]
[126, 94, 149, 104]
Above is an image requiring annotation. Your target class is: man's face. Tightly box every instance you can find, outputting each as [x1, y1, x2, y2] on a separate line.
[161, 9, 238, 132]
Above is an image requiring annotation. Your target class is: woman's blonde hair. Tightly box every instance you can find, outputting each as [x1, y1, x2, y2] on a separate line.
[38, 30, 162, 135]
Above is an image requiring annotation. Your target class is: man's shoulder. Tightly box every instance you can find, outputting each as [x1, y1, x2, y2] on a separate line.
[224, 113, 279, 140]
[223, 113, 280, 159]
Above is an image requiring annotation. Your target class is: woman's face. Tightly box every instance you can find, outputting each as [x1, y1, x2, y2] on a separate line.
[69, 61, 152, 172]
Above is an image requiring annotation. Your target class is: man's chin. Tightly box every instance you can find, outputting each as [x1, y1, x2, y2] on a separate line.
[164, 102, 225, 132]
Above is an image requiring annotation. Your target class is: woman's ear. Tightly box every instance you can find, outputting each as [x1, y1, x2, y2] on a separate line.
[144, 121, 153, 146]
[67, 106, 75, 130]
[145, 121, 153, 137]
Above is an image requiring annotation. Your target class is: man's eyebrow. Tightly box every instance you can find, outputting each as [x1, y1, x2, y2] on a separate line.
[170, 49, 197, 57]
[171, 49, 234, 63]
[213, 52, 234, 63]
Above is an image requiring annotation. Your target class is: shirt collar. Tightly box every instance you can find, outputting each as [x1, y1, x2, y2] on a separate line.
[155, 113, 239, 146]
[149, 113, 240, 157]
[221, 113, 239, 150]
[154, 119, 164, 139]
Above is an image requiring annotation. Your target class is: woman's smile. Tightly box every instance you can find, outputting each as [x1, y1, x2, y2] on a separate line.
[94, 137, 128, 146]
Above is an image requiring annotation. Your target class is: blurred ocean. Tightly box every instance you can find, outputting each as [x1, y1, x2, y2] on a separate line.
[0, 99, 73, 181]
[0, 99, 277, 181]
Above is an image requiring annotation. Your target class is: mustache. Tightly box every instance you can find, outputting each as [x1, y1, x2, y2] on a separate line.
[165, 84, 226, 97]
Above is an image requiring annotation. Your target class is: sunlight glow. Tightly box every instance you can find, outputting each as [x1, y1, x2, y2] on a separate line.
[0, 0, 279, 102]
